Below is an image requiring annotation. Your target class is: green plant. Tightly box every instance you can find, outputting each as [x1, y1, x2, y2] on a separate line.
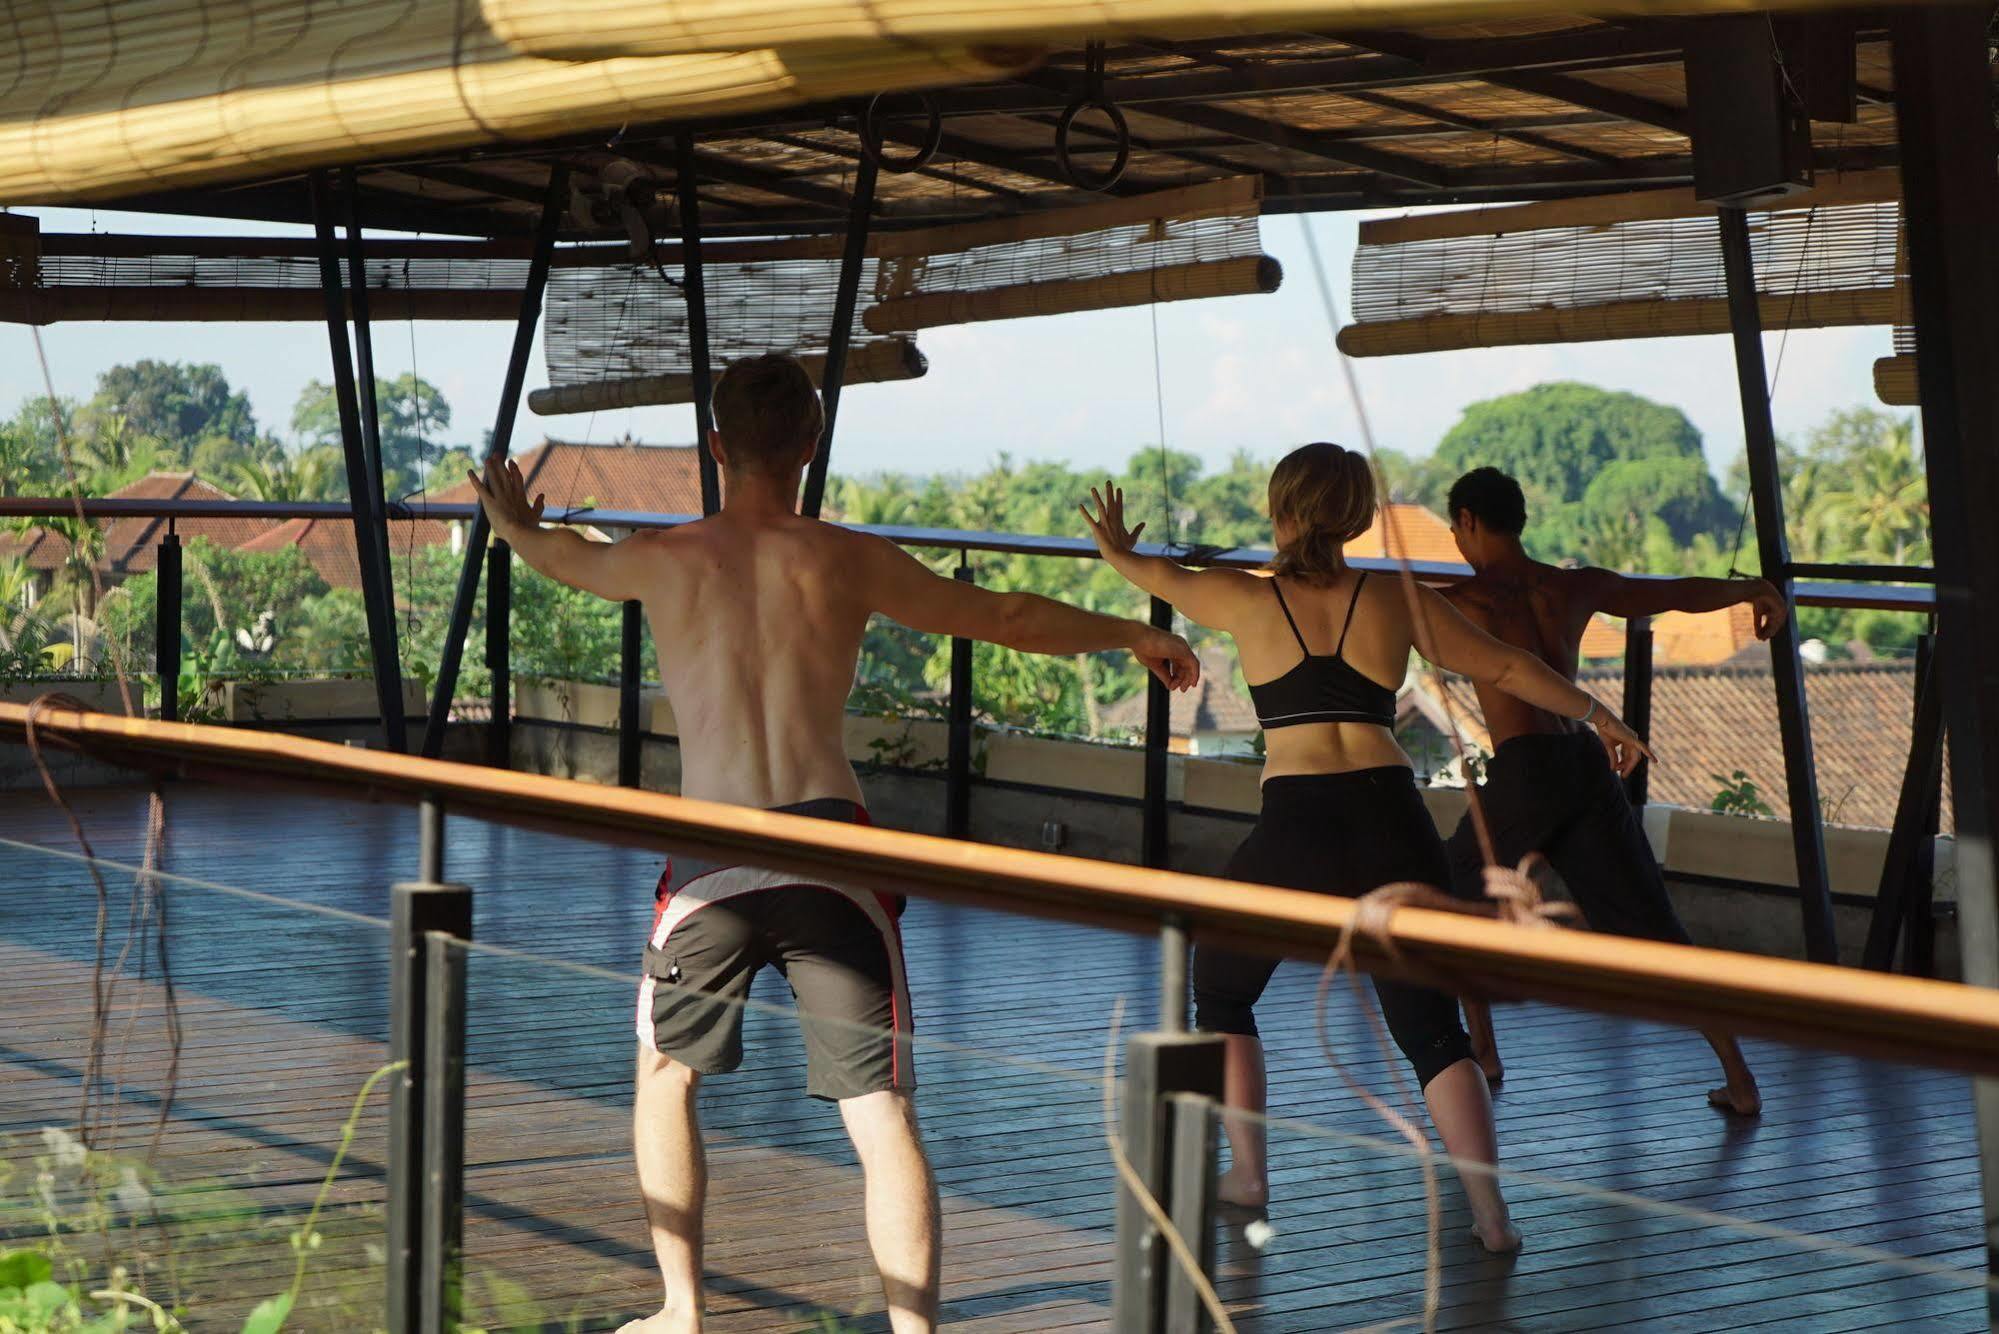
[1710, 769, 1776, 818]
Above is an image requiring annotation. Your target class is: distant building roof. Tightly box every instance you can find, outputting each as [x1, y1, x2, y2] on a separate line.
[238, 514, 455, 590]
[1102, 644, 1260, 738]
[1413, 661, 1949, 832]
[1579, 605, 1760, 666]
[1346, 503, 1469, 570]
[0, 473, 275, 577]
[430, 439, 702, 517]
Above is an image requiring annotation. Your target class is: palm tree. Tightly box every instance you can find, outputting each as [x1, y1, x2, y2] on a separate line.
[1814, 420, 1930, 565]
[231, 451, 337, 503]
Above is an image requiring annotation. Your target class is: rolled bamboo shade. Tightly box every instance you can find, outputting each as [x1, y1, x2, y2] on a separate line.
[1338, 289, 1906, 357]
[864, 254, 1281, 332]
[0, 2, 1035, 204]
[480, 0, 1843, 60]
[1342, 193, 1906, 357]
[1874, 355, 1918, 406]
[529, 338, 925, 414]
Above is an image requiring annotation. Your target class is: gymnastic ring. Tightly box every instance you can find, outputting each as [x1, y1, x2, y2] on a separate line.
[1056, 97, 1130, 192]
[858, 92, 941, 173]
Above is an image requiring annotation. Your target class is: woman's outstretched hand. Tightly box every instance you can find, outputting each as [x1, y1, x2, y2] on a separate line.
[1080, 482, 1145, 558]
[1590, 708, 1657, 778]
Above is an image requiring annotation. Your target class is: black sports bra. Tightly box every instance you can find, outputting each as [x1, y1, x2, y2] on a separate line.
[1246, 574, 1398, 730]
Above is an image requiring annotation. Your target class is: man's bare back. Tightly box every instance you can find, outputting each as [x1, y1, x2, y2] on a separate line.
[1442, 561, 1608, 749]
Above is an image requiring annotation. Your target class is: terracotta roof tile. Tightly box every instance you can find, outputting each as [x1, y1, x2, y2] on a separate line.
[1421, 661, 1948, 831]
[2, 473, 279, 576]
[1345, 503, 1470, 569]
[430, 439, 702, 516]
[237, 515, 455, 590]
[1102, 645, 1260, 738]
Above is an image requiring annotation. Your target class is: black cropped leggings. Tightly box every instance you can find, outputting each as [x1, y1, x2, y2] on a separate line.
[1193, 767, 1474, 1090]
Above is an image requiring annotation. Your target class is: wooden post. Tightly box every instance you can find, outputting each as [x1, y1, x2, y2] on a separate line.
[1142, 597, 1173, 869]
[946, 556, 975, 839]
[1891, 6, 1999, 1296]
[679, 133, 722, 519]
[1622, 614, 1653, 807]
[154, 530, 180, 723]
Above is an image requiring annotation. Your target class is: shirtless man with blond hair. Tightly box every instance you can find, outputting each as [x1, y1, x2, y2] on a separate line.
[470, 352, 1198, 1333]
[1441, 466, 1783, 1115]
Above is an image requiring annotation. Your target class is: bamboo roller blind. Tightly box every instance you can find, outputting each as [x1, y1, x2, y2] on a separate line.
[1340, 195, 1906, 357]
[0, 1, 1033, 204]
[477, 0, 1843, 60]
[542, 177, 1273, 393]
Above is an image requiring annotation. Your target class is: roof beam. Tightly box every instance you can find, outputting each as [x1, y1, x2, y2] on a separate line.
[1115, 97, 1447, 186]
[1334, 88, 1627, 167]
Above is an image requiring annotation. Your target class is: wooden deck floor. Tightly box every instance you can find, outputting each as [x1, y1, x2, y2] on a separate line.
[0, 782, 1990, 1332]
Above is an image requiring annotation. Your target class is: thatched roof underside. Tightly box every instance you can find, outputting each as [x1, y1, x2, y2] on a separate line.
[5, 16, 1915, 240]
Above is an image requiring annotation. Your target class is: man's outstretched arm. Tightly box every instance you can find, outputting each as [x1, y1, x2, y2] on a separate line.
[466, 456, 649, 602]
[1591, 570, 1789, 641]
[861, 536, 1200, 690]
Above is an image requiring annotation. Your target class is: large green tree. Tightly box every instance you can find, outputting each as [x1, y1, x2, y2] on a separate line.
[89, 360, 257, 452]
[292, 373, 453, 498]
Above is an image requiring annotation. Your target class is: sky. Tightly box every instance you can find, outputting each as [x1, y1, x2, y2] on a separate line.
[5, 203, 1891, 486]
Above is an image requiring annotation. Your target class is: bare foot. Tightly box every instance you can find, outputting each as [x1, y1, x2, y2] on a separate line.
[1708, 1082, 1762, 1117]
[618, 1307, 700, 1333]
[1470, 1221, 1523, 1254]
[1217, 1165, 1268, 1210]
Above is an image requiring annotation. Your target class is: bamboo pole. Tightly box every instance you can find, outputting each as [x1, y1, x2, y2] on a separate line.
[1336, 287, 1906, 357]
[0, 287, 523, 324]
[6, 696, 1999, 1076]
[863, 255, 1281, 333]
[526, 338, 926, 414]
[0, 2, 1037, 204]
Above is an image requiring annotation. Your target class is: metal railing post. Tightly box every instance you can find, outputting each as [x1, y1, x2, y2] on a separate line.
[619, 600, 643, 788]
[387, 798, 471, 1334]
[420, 929, 469, 1334]
[1142, 596, 1174, 869]
[946, 555, 975, 839]
[1112, 1013, 1223, 1333]
[1622, 615, 1653, 807]
[155, 529, 181, 722]
[485, 540, 511, 768]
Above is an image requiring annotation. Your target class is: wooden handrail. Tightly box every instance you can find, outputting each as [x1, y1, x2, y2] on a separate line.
[2, 697, 1994, 1076]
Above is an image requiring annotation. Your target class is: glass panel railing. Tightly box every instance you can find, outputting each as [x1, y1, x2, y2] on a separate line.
[0, 824, 393, 1331]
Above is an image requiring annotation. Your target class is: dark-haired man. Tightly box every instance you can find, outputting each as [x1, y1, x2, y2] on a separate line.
[471, 352, 1198, 1332]
[1441, 466, 1783, 1115]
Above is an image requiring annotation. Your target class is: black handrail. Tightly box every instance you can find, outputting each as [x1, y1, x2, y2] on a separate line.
[0, 497, 1938, 612]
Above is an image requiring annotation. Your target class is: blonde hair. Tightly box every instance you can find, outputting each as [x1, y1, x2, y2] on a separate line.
[1267, 442, 1375, 585]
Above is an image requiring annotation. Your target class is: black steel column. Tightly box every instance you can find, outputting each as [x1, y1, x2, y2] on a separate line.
[946, 556, 975, 839]
[1906, 633, 1942, 978]
[485, 540, 512, 768]
[342, 169, 397, 630]
[800, 153, 878, 519]
[1142, 597, 1173, 869]
[679, 134, 722, 518]
[1716, 205, 1837, 963]
[1892, 8, 1999, 1294]
[155, 530, 180, 723]
[422, 168, 570, 759]
[387, 800, 471, 1334]
[311, 170, 407, 754]
[1622, 615, 1653, 807]
[619, 599, 644, 787]
[1861, 633, 1944, 972]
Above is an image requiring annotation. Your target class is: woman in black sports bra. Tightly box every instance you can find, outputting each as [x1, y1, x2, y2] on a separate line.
[1083, 442, 1649, 1253]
